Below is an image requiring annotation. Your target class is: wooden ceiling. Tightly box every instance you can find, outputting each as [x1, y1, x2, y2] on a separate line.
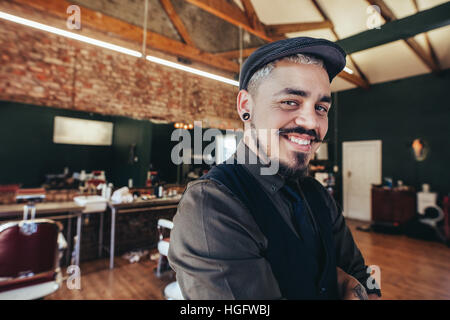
[2, 0, 449, 92]
[246, 0, 449, 91]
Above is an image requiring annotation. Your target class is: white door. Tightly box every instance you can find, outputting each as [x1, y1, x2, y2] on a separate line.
[343, 140, 382, 221]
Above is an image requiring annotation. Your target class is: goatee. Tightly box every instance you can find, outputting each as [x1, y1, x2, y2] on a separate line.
[278, 152, 309, 180]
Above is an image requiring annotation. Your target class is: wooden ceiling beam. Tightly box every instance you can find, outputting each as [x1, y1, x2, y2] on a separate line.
[411, 0, 441, 70]
[337, 70, 370, 89]
[8, 0, 240, 73]
[266, 20, 333, 36]
[159, 0, 195, 46]
[214, 47, 259, 60]
[240, 0, 265, 34]
[310, 0, 370, 88]
[366, 0, 440, 72]
[183, 0, 273, 41]
[336, 2, 450, 54]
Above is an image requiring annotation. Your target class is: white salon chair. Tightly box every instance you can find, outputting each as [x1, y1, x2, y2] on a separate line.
[156, 218, 184, 300]
[421, 205, 447, 243]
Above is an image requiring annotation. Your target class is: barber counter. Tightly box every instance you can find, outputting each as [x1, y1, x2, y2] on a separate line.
[106, 197, 180, 268]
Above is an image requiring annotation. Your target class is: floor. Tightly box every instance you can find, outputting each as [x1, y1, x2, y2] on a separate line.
[46, 219, 450, 300]
[47, 255, 170, 300]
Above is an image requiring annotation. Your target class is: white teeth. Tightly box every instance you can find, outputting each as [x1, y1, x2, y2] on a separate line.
[288, 136, 310, 146]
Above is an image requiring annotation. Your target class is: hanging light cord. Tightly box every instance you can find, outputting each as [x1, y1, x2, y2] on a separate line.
[239, 25, 243, 72]
[142, 0, 149, 57]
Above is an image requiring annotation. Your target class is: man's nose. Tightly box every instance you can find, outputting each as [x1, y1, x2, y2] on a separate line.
[293, 103, 319, 131]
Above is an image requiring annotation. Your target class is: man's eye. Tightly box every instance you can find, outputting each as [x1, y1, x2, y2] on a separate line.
[316, 105, 328, 113]
[281, 101, 298, 107]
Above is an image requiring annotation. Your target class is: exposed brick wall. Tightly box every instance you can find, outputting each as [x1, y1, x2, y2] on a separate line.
[0, 19, 242, 130]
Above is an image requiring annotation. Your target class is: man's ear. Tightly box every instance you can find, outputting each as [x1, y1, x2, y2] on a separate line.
[236, 89, 253, 120]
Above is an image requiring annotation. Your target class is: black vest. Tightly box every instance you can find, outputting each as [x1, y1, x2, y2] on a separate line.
[201, 163, 339, 299]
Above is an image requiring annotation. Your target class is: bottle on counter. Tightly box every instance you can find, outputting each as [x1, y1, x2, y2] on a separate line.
[100, 183, 107, 198]
[154, 184, 164, 198]
[106, 183, 113, 200]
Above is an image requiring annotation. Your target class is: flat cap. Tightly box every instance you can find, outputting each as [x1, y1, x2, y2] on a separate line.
[239, 37, 347, 90]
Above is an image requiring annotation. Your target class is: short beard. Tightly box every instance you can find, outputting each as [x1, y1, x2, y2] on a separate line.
[250, 121, 310, 179]
[278, 152, 309, 180]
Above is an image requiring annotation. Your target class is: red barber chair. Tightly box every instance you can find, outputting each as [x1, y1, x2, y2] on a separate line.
[0, 219, 66, 299]
[156, 218, 183, 300]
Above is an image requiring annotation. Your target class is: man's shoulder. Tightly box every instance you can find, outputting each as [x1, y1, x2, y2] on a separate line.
[179, 177, 248, 216]
[174, 177, 261, 246]
[183, 177, 236, 200]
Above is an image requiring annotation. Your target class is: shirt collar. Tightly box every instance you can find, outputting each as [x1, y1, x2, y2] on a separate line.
[233, 140, 285, 195]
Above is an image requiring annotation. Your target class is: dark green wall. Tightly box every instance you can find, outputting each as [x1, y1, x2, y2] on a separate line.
[329, 69, 450, 203]
[0, 101, 216, 188]
[111, 117, 152, 188]
[0, 101, 154, 188]
[150, 123, 178, 184]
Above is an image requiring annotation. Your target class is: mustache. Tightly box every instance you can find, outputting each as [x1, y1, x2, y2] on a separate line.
[277, 126, 324, 143]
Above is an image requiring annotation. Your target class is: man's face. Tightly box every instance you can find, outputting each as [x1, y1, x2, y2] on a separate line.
[244, 60, 331, 176]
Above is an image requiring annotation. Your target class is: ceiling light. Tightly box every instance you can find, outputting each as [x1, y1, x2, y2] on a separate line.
[344, 67, 354, 74]
[146, 55, 239, 87]
[0, 12, 142, 58]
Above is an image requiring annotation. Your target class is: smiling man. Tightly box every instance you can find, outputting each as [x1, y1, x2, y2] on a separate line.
[168, 37, 381, 300]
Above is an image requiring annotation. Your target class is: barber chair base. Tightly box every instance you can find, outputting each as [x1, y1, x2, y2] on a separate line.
[163, 281, 184, 300]
[0, 281, 60, 300]
[155, 256, 172, 278]
[155, 239, 171, 278]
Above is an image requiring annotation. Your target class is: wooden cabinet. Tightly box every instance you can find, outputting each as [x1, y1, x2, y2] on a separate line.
[371, 186, 416, 225]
